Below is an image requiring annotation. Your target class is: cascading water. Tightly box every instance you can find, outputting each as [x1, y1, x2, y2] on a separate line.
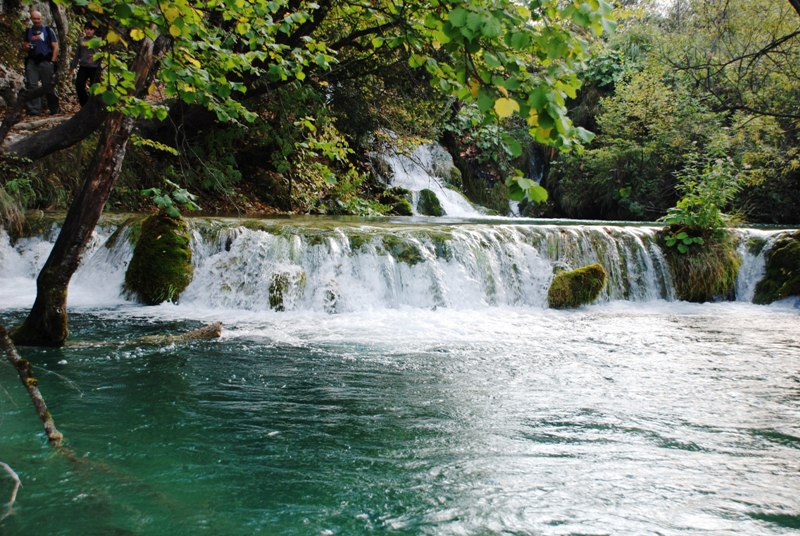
[0, 219, 792, 311]
[377, 143, 487, 217]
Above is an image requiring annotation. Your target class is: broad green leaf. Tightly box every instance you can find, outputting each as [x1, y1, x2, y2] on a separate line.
[477, 90, 495, 112]
[501, 134, 522, 157]
[408, 54, 426, 68]
[527, 184, 548, 203]
[449, 8, 468, 28]
[481, 16, 501, 38]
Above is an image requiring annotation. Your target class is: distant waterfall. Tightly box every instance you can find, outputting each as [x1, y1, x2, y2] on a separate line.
[0, 220, 793, 312]
[376, 143, 487, 217]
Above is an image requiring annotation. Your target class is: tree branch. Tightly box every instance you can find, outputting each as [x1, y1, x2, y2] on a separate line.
[789, 0, 800, 19]
[0, 325, 64, 446]
[0, 462, 21, 523]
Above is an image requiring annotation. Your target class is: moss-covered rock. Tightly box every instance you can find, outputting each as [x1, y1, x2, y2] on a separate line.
[378, 187, 413, 216]
[382, 235, 424, 265]
[417, 189, 444, 216]
[547, 263, 607, 309]
[660, 231, 741, 303]
[124, 214, 193, 305]
[753, 231, 800, 304]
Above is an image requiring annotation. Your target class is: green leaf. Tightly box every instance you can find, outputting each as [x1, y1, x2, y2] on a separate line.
[449, 7, 468, 27]
[101, 91, 119, 105]
[477, 90, 495, 112]
[526, 184, 548, 204]
[509, 32, 531, 50]
[501, 134, 522, 157]
[482, 16, 501, 38]
[408, 54, 426, 68]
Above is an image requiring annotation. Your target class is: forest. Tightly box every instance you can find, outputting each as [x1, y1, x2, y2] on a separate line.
[0, 0, 796, 225]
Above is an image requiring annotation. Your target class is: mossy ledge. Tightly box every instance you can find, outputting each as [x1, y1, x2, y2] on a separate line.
[658, 230, 740, 303]
[753, 231, 800, 305]
[124, 214, 194, 305]
[547, 263, 608, 309]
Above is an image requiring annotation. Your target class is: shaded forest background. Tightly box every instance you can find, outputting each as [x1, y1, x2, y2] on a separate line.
[1, 0, 798, 224]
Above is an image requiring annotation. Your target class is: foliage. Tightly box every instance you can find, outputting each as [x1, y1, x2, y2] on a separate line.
[59, 0, 615, 211]
[552, 62, 723, 219]
[659, 151, 743, 253]
[543, 0, 799, 224]
[662, 0, 800, 120]
[140, 179, 200, 218]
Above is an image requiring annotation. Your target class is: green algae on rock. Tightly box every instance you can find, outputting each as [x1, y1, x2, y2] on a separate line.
[124, 214, 194, 305]
[547, 263, 608, 309]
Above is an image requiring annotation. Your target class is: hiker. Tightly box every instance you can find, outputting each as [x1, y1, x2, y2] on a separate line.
[69, 23, 101, 107]
[20, 10, 60, 115]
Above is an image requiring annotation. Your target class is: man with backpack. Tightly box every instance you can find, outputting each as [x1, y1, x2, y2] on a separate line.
[20, 10, 60, 115]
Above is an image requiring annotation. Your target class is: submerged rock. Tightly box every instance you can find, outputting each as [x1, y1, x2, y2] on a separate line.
[417, 189, 444, 216]
[753, 231, 800, 304]
[547, 263, 607, 309]
[124, 214, 193, 305]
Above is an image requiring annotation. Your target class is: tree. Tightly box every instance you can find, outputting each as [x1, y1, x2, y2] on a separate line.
[5, 0, 615, 346]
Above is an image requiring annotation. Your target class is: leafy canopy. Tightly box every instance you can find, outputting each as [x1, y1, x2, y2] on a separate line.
[68, 0, 616, 202]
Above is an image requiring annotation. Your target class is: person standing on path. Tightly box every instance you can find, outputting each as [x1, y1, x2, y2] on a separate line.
[69, 23, 101, 107]
[20, 10, 60, 115]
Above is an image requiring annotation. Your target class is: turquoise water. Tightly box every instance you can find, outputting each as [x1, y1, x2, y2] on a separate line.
[1, 302, 799, 535]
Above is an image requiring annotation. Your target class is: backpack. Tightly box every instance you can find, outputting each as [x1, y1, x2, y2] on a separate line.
[24, 26, 56, 61]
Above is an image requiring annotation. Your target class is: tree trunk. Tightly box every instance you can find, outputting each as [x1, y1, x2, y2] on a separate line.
[47, 0, 69, 64]
[11, 111, 135, 346]
[11, 36, 166, 347]
[3, 97, 106, 158]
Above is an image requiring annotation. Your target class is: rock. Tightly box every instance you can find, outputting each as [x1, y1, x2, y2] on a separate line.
[753, 231, 800, 304]
[0, 62, 24, 109]
[417, 188, 444, 216]
[547, 263, 607, 309]
[124, 214, 194, 305]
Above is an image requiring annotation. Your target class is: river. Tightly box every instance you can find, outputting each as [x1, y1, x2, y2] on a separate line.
[0, 217, 798, 535]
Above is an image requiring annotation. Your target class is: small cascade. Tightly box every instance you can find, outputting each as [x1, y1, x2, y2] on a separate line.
[1, 220, 794, 312]
[378, 143, 486, 217]
[182, 222, 678, 311]
[0, 223, 131, 308]
[733, 229, 782, 302]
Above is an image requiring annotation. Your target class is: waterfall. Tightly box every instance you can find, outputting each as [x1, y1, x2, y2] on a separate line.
[1, 220, 793, 312]
[377, 143, 487, 218]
